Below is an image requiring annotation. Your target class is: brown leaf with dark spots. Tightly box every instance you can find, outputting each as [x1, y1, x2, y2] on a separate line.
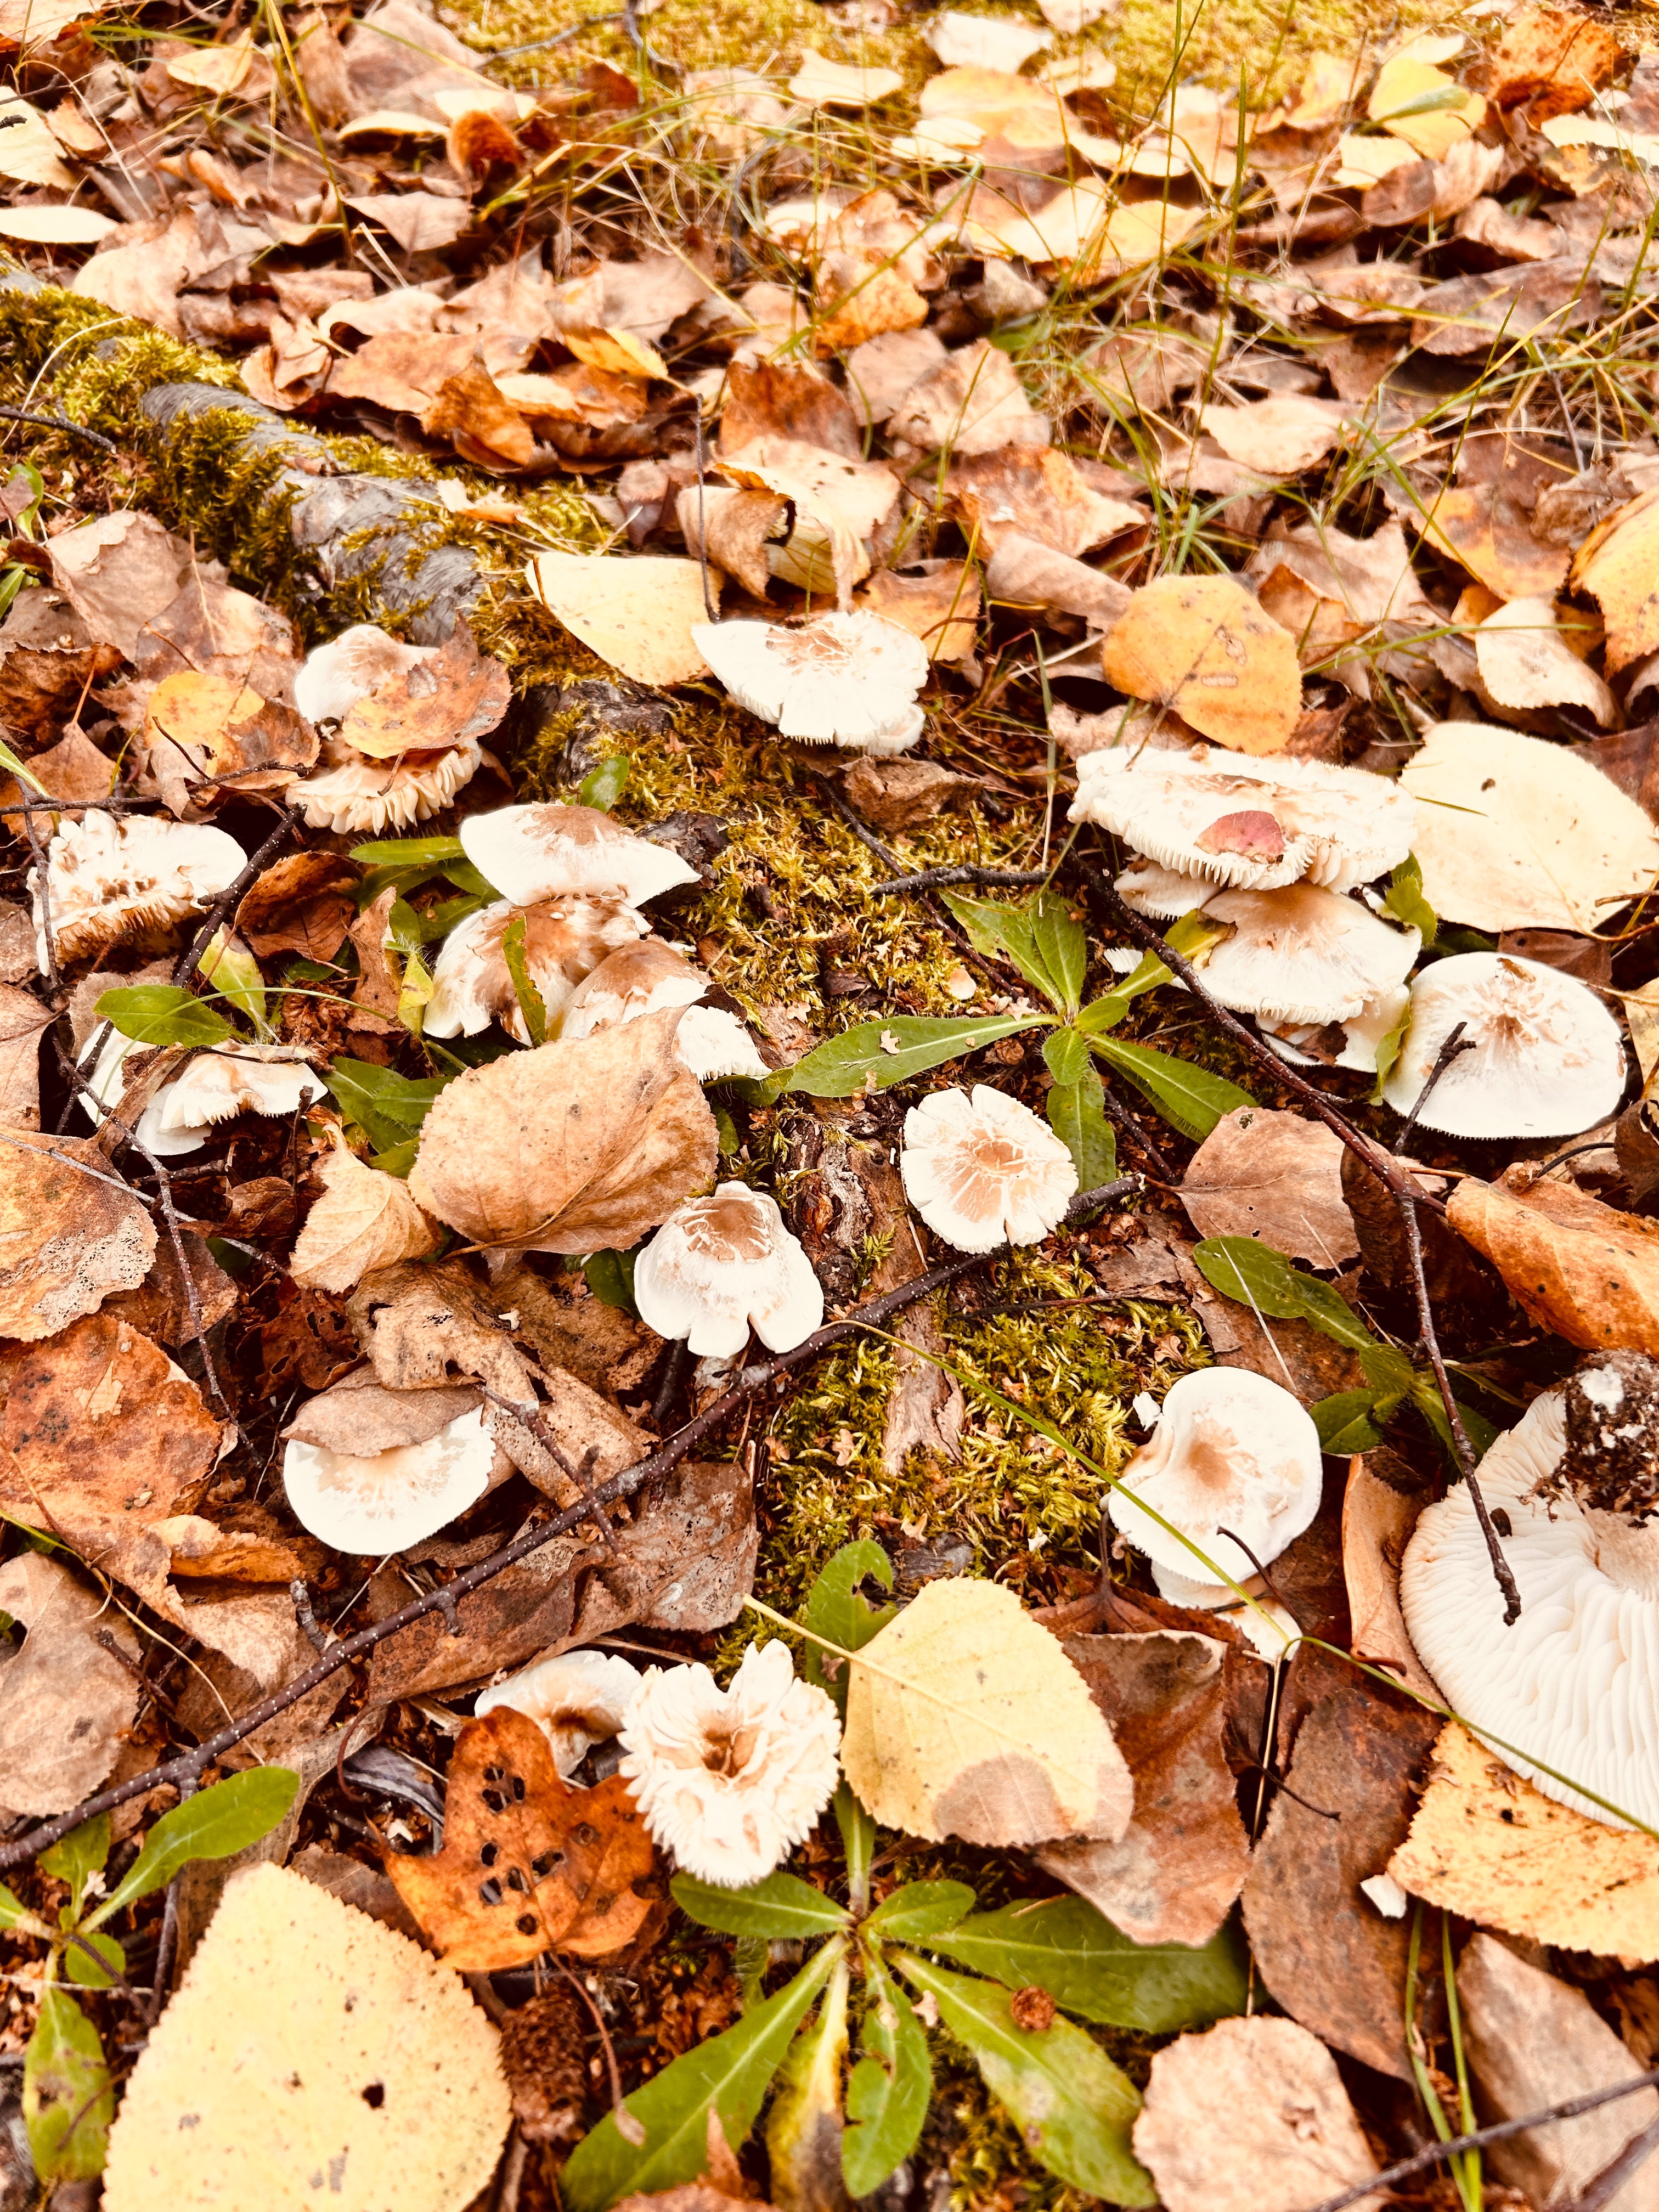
[338, 624, 511, 760]
[1447, 1165, 1659, 1353]
[386, 1707, 663, 1970]
[144, 670, 317, 782]
[236, 850, 359, 959]
[0, 1125, 157, 1342]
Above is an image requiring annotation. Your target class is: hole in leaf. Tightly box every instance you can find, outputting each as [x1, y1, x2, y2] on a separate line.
[361, 2084, 385, 2109]
[478, 1879, 503, 1907]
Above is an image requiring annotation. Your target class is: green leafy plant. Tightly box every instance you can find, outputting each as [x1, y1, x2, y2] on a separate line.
[561, 1548, 1245, 2212]
[1, 1768, 300, 2182]
[578, 755, 631, 811]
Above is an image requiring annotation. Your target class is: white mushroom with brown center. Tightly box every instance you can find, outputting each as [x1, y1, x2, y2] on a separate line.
[293, 624, 437, 725]
[557, 941, 771, 1080]
[900, 1084, 1077, 1252]
[475, 1649, 643, 1780]
[460, 803, 700, 908]
[1381, 951, 1627, 1139]
[693, 612, 929, 754]
[281, 1379, 506, 1554]
[1192, 883, 1420, 1026]
[1073, 744, 1416, 895]
[424, 896, 648, 1041]
[634, 1182, 823, 1356]
[34, 810, 246, 968]
[291, 731, 485, 837]
[618, 1639, 841, 1887]
[1108, 1368, 1324, 1589]
[135, 1042, 326, 1158]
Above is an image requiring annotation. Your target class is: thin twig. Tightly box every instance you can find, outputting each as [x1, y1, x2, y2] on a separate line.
[0, 405, 123, 456]
[173, 807, 295, 987]
[876, 865, 1051, 895]
[1395, 1020, 1472, 1154]
[476, 1384, 622, 1559]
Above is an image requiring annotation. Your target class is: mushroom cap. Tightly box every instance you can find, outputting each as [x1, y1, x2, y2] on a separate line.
[424, 896, 648, 1041]
[36, 810, 246, 967]
[1197, 884, 1420, 1025]
[291, 732, 482, 836]
[1072, 744, 1416, 895]
[282, 1403, 498, 1553]
[474, 1649, 643, 1780]
[1150, 1562, 1297, 1659]
[1381, 951, 1627, 1139]
[634, 1181, 824, 1357]
[1108, 1367, 1324, 1585]
[1116, 860, 1219, 918]
[557, 938, 708, 1041]
[293, 624, 436, 725]
[674, 1003, 771, 1082]
[900, 1084, 1077, 1254]
[135, 1043, 326, 1158]
[1400, 1389, 1659, 1831]
[460, 803, 700, 909]
[1263, 981, 1411, 1076]
[692, 613, 929, 752]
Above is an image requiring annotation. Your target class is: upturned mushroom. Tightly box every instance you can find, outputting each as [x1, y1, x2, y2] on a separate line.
[1073, 744, 1416, 894]
[35, 810, 246, 967]
[291, 731, 485, 837]
[459, 803, 701, 909]
[293, 624, 437, 725]
[1401, 1358, 1659, 1831]
[634, 1182, 824, 1356]
[282, 1379, 507, 1554]
[1381, 951, 1627, 1139]
[1190, 883, 1420, 1026]
[135, 1042, 326, 1158]
[900, 1085, 1077, 1252]
[557, 941, 771, 1080]
[290, 628, 507, 835]
[424, 896, 648, 1041]
[693, 611, 929, 754]
[1108, 1367, 1324, 1590]
[474, 1649, 643, 1780]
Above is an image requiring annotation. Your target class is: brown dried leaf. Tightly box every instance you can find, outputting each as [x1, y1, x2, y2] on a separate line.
[1447, 1166, 1659, 1353]
[290, 1135, 439, 1293]
[424, 358, 537, 471]
[719, 361, 863, 461]
[1180, 1107, 1358, 1267]
[237, 851, 359, 960]
[0, 1550, 140, 1813]
[1417, 479, 1570, 601]
[0, 725, 116, 834]
[144, 669, 317, 782]
[1341, 1462, 1438, 1699]
[0, 1126, 157, 1341]
[946, 446, 1146, 558]
[0, 983, 43, 1128]
[856, 562, 980, 664]
[1101, 575, 1302, 754]
[1481, 0, 1618, 117]
[386, 1707, 663, 1969]
[841, 755, 978, 832]
[674, 486, 788, 601]
[409, 1011, 719, 1258]
[48, 510, 196, 664]
[338, 625, 510, 760]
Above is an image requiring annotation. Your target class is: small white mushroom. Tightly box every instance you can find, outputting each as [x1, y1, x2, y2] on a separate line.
[290, 731, 484, 836]
[475, 1649, 643, 1780]
[692, 612, 929, 754]
[1115, 859, 1219, 918]
[557, 939, 708, 1039]
[424, 896, 648, 1041]
[35, 810, 246, 968]
[634, 1182, 824, 1356]
[1262, 983, 1412, 1076]
[135, 1042, 326, 1158]
[1381, 951, 1627, 1139]
[1072, 744, 1416, 895]
[293, 624, 438, 725]
[460, 803, 701, 909]
[900, 1084, 1077, 1253]
[674, 1003, 771, 1082]
[1194, 884, 1420, 1026]
[1108, 1368, 1324, 1588]
[282, 1402, 499, 1554]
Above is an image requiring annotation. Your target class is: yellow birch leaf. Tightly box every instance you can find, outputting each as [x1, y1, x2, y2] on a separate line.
[1101, 574, 1302, 754]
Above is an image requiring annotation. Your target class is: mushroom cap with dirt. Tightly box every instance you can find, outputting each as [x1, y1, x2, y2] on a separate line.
[291, 731, 484, 837]
[1108, 1367, 1324, 1589]
[474, 1649, 644, 1780]
[900, 1084, 1077, 1253]
[1381, 951, 1627, 1139]
[423, 896, 648, 1042]
[135, 1042, 326, 1158]
[35, 809, 246, 968]
[460, 802, 701, 909]
[693, 611, 929, 754]
[282, 1403, 501, 1555]
[1193, 883, 1420, 1026]
[557, 941, 771, 1079]
[635, 1181, 824, 1357]
[1400, 1368, 1659, 1831]
[293, 623, 437, 725]
[1073, 744, 1416, 895]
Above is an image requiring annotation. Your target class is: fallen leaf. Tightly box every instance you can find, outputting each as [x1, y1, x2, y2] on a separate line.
[344, 190, 473, 253]
[1473, 596, 1616, 726]
[841, 1577, 1133, 1847]
[1342, 1463, 1437, 1698]
[1390, 1722, 1659, 1963]
[236, 851, 358, 960]
[675, 486, 788, 601]
[1369, 52, 1485, 157]
[100, 1863, 511, 2212]
[716, 438, 899, 607]
[290, 1135, 439, 1293]
[1197, 396, 1351, 476]
[1401, 722, 1659, 931]
[0, 983, 44, 1128]
[1180, 1107, 1358, 1268]
[528, 554, 720, 686]
[0, 1126, 157, 1342]
[48, 511, 198, 666]
[424, 358, 537, 471]
[1572, 488, 1659, 673]
[886, 340, 1048, 458]
[0, 92, 73, 188]
[386, 1707, 663, 1968]
[409, 1009, 718, 1258]
[0, 1550, 140, 1813]
[0, 204, 118, 245]
[920, 66, 1070, 157]
[985, 535, 1132, 631]
[1481, 1, 1618, 119]
[102, 1229, 239, 1350]
[787, 48, 902, 106]
[144, 670, 317, 784]
[844, 328, 949, 426]
[1101, 576, 1302, 754]
[926, 9, 1051, 73]
[947, 445, 1146, 558]
[338, 625, 511, 760]
[857, 562, 980, 664]
[1446, 1166, 1659, 1353]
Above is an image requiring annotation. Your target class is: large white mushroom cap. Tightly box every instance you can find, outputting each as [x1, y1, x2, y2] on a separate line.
[291, 732, 483, 836]
[1197, 884, 1420, 1025]
[900, 1084, 1077, 1253]
[674, 1004, 771, 1082]
[557, 938, 708, 1039]
[635, 1182, 823, 1357]
[424, 896, 648, 1041]
[282, 1403, 498, 1554]
[35, 810, 246, 968]
[1401, 1389, 1659, 1831]
[1108, 1367, 1324, 1587]
[692, 612, 929, 754]
[134, 1042, 326, 1158]
[460, 803, 700, 909]
[475, 1649, 644, 1780]
[293, 624, 437, 725]
[1073, 745, 1416, 895]
[1381, 952, 1627, 1139]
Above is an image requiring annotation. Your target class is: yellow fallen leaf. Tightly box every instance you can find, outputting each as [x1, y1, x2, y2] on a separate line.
[787, 47, 902, 106]
[527, 552, 721, 686]
[564, 328, 669, 381]
[0, 92, 74, 188]
[290, 1134, 439, 1293]
[1368, 54, 1485, 159]
[1446, 1167, 1659, 1355]
[165, 28, 259, 94]
[1101, 574, 1302, 754]
[1570, 488, 1659, 672]
[841, 1577, 1133, 1846]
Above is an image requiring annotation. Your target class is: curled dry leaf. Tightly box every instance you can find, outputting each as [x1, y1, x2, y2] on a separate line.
[236, 851, 359, 961]
[840, 1576, 1133, 1847]
[1472, 596, 1617, 726]
[528, 554, 720, 687]
[1100, 575, 1302, 754]
[0, 1126, 158, 1342]
[290, 1134, 439, 1293]
[409, 1010, 719, 1259]
[0, 1550, 141, 1813]
[1571, 487, 1659, 673]
[1342, 1463, 1437, 1699]
[386, 1707, 663, 1971]
[1447, 1167, 1659, 1353]
[1179, 1105, 1359, 1268]
[337, 625, 510, 760]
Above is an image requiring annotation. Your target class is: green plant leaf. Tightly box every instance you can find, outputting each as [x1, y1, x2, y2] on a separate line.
[843, 1952, 932, 2198]
[94, 985, 235, 1049]
[1031, 891, 1087, 1019]
[672, 1872, 850, 1941]
[783, 1015, 1049, 1099]
[1041, 1027, 1090, 1087]
[926, 1898, 1248, 2033]
[834, 1782, 876, 1917]
[40, 1815, 109, 1918]
[0, 1881, 49, 1938]
[24, 1988, 112, 2183]
[349, 834, 467, 867]
[1192, 1237, 1375, 1351]
[1092, 1037, 1252, 1141]
[1371, 998, 1411, 1103]
[1382, 854, 1437, 947]
[579, 756, 631, 811]
[802, 1541, 896, 1713]
[501, 912, 549, 1046]
[325, 1059, 447, 1153]
[583, 1247, 639, 1314]
[864, 1881, 975, 1942]
[894, 1954, 1154, 2206]
[766, 1955, 849, 2212]
[198, 930, 267, 1035]
[63, 1931, 126, 1990]
[1046, 1066, 1116, 1188]
[1312, 1390, 1385, 1454]
[562, 1938, 845, 2212]
[87, 1768, 299, 1928]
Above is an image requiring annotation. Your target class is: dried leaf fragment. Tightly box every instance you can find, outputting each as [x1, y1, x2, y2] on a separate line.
[1447, 1168, 1659, 1354]
[1571, 488, 1659, 673]
[528, 554, 720, 686]
[0, 1550, 140, 1813]
[290, 1135, 439, 1293]
[1101, 576, 1301, 754]
[1180, 1107, 1358, 1267]
[0, 1126, 157, 1341]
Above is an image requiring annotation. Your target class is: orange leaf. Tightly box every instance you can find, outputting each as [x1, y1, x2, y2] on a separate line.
[1099, 574, 1301, 754]
[337, 625, 511, 760]
[1446, 1166, 1659, 1354]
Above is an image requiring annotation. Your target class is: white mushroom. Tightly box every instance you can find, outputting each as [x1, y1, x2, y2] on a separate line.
[1262, 983, 1412, 1076]
[1194, 884, 1420, 1026]
[900, 1084, 1077, 1253]
[618, 1639, 842, 1887]
[34, 810, 246, 968]
[135, 1042, 326, 1158]
[1115, 859, 1220, 918]
[1401, 1379, 1659, 1831]
[1072, 744, 1416, 895]
[634, 1182, 823, 1356]
[557, 939, 708, 1040]
[674, 1003, 771, 1082]
[475, 1649, 644, 1780]
[460, 803, 701, 909]
[692, 612, 929, 755]
[1108, 1368, 1324, 1588]
[424, 897, 649, 1041]
[282, 1403, 499, 1554]
[1381, 952, 1627, 1139]
[290, 731, 484, 836]
[293, 624, 438, 725]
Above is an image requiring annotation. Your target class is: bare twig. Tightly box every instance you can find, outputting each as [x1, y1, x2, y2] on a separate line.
[1566, 2113, 1659, 2212]
[0, 405, 123, 455]
[876, 864, 1051, 895]
[173, 807, 295, 988]
[1395, 1019, 1472, 1154]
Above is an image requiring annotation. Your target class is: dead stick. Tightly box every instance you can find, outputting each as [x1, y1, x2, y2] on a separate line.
[173, 806, 296, 987]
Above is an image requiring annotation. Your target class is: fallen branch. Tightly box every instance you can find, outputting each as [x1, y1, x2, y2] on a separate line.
[876, 865, 1051, 895]
[0, 1174, 1136, 1874]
